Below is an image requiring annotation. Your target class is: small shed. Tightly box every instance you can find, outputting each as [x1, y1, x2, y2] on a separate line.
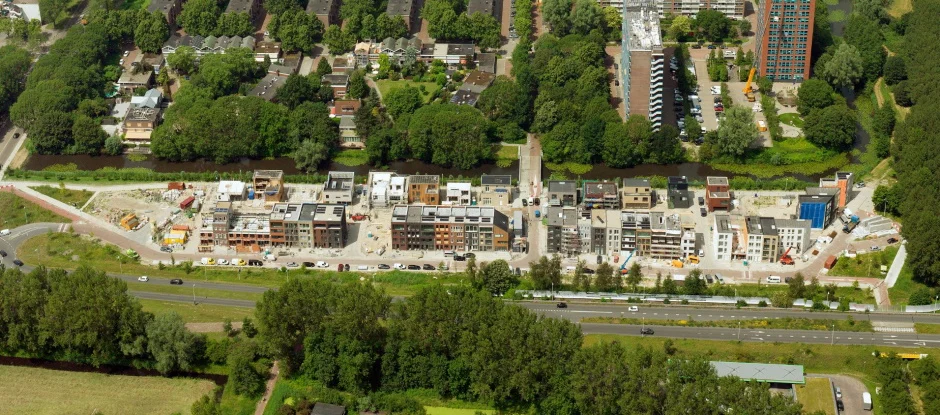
[824, 255, 837, 270]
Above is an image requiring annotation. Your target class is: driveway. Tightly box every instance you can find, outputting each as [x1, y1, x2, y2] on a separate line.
[828, 374, 869, 415]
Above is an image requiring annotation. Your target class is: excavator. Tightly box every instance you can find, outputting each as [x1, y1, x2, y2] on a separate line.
[779, 246, 794, 265]
[743, 67, 757, 102]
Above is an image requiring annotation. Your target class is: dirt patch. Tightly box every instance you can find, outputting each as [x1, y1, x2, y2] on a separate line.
[9, 145, 28, 169]
[874, 79, 886, 106]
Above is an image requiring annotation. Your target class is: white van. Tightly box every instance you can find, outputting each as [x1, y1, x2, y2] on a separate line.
[264, 254, 277, 261]
[766, 276, 782, 283]
[565, 266, 576, 273]
[357, 265, 369, 271]
[443, 250, 455, 257]
[200, 257, 211, 265]
[0, 229, 9, 236]
[862, 392, 872, 410]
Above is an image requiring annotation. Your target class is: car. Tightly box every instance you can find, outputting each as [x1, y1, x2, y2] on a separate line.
[556, 302, 567, 308]
[423, 264, 436, 270]
[394, 263, 406, 270]
[201, 258, 216, 265]
[695, 115, 704, 123]
[640, 328, 655, 335]
[714, 96, 722, 103]
[338, 263, 344, 271]
[675, 95, 684, 102]
[299, 261, 313, 268]
[614, 80, 619, 86]
[248, 259, 263, 266]
[597, 255, 603, 265]
[160, 246, 173, 253]
[707, 44, 717, 49]
[138, 276, 149, 282]
[12, 132, 20, 139]
[315, 261, 329, 268]
[344, 264, 350, 271]
[692, 43, 702, 49]
[710, 89, 721, 95]
[286, 262, 299, 268]
[522, 198, 528, 207]
[629, 305, 639, 312]
[871, 245, 881, 251]
[533, 198, 540, 205]
[454, 255, 466, 261]
[0, 250, 5, 257]
[714, 106, 724, 113]
[465, 252, 476, 258]
[233, 258, 246, 266]
[264, 30, 270, 37]
[887, 237, 899, 244]
[785, 277, 793, 283]
[407, 264, 421, 270]
[836, 400, 844, 412]
[700, 208, 707, 217]
[123, 50, 129, 57]
[12, 259, 23, 267]
[698, 196, 705, 206]
[583, 268, 595, 275]
[119, 58, 125, 65]
[170, 278, 183, 285]
[217, 258, 229, 266]
[614, 63, 618, 69]
[0, 229, 9, 236]
[835, 387, 842, 400]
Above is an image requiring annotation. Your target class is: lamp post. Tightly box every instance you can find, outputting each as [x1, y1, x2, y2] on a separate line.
[192, 283, 196, 305]
[737, 321, 741, 340]
[831, 323, 835, 345]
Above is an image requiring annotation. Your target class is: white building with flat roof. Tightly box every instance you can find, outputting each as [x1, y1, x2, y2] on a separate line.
[217, 181, 246, 201]
[621, 0, 664, 131]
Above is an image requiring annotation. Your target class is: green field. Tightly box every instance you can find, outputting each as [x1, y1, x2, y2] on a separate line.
[334, 149, 369, 167]
[495, 144, 519, 168]
[0, 364, 215, 414]
[829, 246, 899, 278]
[724, 283, 874, 304]
[796, 377, 837, 415]
[779, 112, 804, 128]
[17, 233, 468, 296]
[376, 80, 442, 104]
[888, 263, 932, 306]
[30, 185, 94, 208]
[0, 192, 70, 229]
[914, 324, 940, 334]
[828, 9, 846, 22]
[582, 316, 874, 332]
[139, 299, 255, 323]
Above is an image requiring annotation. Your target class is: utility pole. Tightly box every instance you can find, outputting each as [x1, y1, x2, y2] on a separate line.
[192, 283, 196, 305]
[738, 321, 741, 340]
[831, 323, 835, 345]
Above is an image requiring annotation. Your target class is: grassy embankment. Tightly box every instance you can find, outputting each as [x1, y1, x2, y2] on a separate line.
[829, 246, 899, 278]
[0, 193, 70, 229]
[0, 365, 215, 415]
[796, 377, 837, 415]
[30, 185, 94, 208]
[138, 299, 255, 323]
[334, 149, 370, 167]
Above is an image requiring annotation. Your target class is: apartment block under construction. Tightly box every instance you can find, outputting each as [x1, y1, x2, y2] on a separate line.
[390, 205, 511, 252]
[620, 0, 664, 130]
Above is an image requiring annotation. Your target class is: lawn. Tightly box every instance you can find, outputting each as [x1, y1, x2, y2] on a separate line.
[581, 317, 874, 332]
[17, 232, 469, 296]
[796, 377, 836, 415]
[334, 149, 369, 167]
[710, 137, 849, 179]
[829, 246, 899, 278]
[138, 299, 255, 323]
[494, 144, 519, 168]
[914, 324, 940, 334]
[0, 364, 215, 415]
[121, 0, 151, 9]
[828, 9, 846, 23]
[887, 0, 912, 18]
[30, 185, 94, 209]
[779, 112, 804, 128]
[0, 192, 70, 229]
[376, 80, 442, 104]
[888, 263, 931, 306]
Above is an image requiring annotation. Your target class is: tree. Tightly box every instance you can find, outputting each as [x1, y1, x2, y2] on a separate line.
[883, 56, 907, 86]
[909, 287, 934, 306]
[685, 115, 703, 143]
[191, 394, 222, 415]
[480, 260, 515, 296]
[316, 58, 333, 76]
[215, 12, 254, 37]
[0, 45, 32, 115]
[529, 255, 562, 290]
[407, 104, 492, 169]
[694, 9, 731, 42]
[668, 15, 692, 40]
[853, 0, 886, 23]
[71, 114, 107, 155]
[264, 0, 302, 15]
[625, 262, 642, 292]
[713, 106, 758, 157]
[385, 85, 423, 119]
[272, 10, 324, 53]
[663, 275, 676, 295]
[843, 15, 886, 82]
[787, 273, 806, 299]
[737, 18, 751, 36]
[598, 262, 617, 292]
[322, 25, 356, 53]
[178, 0, 221, 36]
[872, 103, 896, 138]
[684, 270, 706, 295]
[166, 46, 197, 75]
[39, 0, 69, 24]
[603, 6, 621, 39]
[292, 138, 330, 172]
[146, 312, 200, 374]
[10, 79, 77, 129]
[347, 70, 368, 99]
[275, 74, 316, 109]
[571, 261, 587, 292]
[30, 110, 73, 154]
[466, 255, 478, 287]
[135, 11, 169, 53]
[797, 78, 835, 116]
[104, 135, 124, 155]
[893, 81, 912, 107]
[229, 341, 266, 396]
[375, 13, 408, 39]
[593, 263, 613, 292]
[569, 0, 602, 35]
[822, 43, 864, 89]
[804, 104, 857, 150]
[542, 0, 572, 35]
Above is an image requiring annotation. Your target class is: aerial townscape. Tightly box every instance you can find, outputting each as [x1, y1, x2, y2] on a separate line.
[0, 0, 938, 413]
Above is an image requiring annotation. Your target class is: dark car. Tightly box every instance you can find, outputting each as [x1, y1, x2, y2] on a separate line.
[698, 196, 705, 206]
[248, 259, 263, 266]
[533, 198, 540, 206]
[12, 259, 23, 267]
[422, 264, 436, 270]
[522, 198, 528, 207]
[0, 250, 6, 257]
[13, 132, 20, 139]
[344, 264, 350, 271]
[640, 328, 654, 335]
[785, 277, 793, 283]
[887, 237, 899, 244]
[160, 246, 173, 253]
[556, 302, 567, 308]
[337, 263, 344, 272]
[454, 255, 466, 261]
[170, 278, 183, 285]
[596, 255, 602, 265]
[707, 44, 717, 49]
[691, 44, 702, 49]
[836, 400, 844, 412]
[378, 264, 391, 269]
[583, 268, 596, 275]
[465, 252, 476, 258]
[407, 264, 421, 270]
[700, 208, 707, 217]
[303, 261, 315, 268]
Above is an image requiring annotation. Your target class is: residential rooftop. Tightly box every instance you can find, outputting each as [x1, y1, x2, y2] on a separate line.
[409, 174, 440, 184]
[623, 178, 651, 188]
[481, 174, 511, 185]
[745, 216, 779, 236]
[306, 0, 340, 15]
[548, 180, 577, 193]
[707, 176, 729, 186]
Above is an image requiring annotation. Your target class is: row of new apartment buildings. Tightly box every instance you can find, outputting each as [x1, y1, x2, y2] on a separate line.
[712, 214, 811, 263]
[198, 201, 348, 252]
[390, 205, 522, 252]
[369, 172, 514, 209]
[547, 207, 697, 259]
[544, 176, 726, 212]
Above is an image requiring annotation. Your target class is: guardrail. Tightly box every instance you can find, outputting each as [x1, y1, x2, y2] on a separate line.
[520, 290, 876, 312]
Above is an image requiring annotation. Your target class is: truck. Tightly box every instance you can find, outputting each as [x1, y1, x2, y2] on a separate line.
[842, 214, 860, 233]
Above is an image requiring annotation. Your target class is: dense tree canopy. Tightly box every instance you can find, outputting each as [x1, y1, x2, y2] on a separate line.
[215, 12, 254, 36]
[713, 106, 758, 157]
[384, 85, 424, 119]
[0, 46, 32, 116]
[134, 11, 170, 52]
[804, 104, 856, 150]
[821, 43, 865, 89]
[178, 0, 221, 36]
[270, 10, 324, 53]
[797, 78, 835, 116]
[407, 104, 493, 169]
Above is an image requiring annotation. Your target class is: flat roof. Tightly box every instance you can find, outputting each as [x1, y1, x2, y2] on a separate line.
[463, 70, 495, 88]
[707, 176, 729, 186]
[254, 41, 281, 54]
[322, 74, 349, 86]
[547, 206, 578, 227]
[481, 174, 511, 185]
[325, 171, 354, 191]
[147, 0, 178, 15]
[623, 178, 651, 187]
[249, 74, 287, 101]
[477, 52, 496, 73]
[409, 174, 439, 184]
[225, 0, 255, 14]
[548, 180, 577, 193]
[310, 402, 347, 415]
[450, 89, 479, 106]
[711, 361, 805, 384]
[584, 182, 618, 196]
[467, 0, 499, 16]
[745, 216, 778, 236]
[624, 0, 663, 51]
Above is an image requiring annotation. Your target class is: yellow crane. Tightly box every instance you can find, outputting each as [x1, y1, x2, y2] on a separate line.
[743, 67, 757, 102]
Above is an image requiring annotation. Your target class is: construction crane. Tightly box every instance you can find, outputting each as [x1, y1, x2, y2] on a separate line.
[779, 246, 794, 265]
[743, 67, 757, 102]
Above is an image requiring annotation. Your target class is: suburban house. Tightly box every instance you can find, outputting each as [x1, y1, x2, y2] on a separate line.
[339, 116, 361, 148]
[480, 174, 512, 207]
[331, 57, 354, 74]
[249, 74, 287, 101]
[622, 178, 653, 209]
[705, 176, 731, 212]
[123, 89, 164, 142]
[162, 35, 256, 56]
[322, 171, 355, 204]
[254, 41, 282, 62]
[582, 181, 620, 210]
[370, 172, 407, 207]
[445, 182, 473, 205]
[408, 175, 441, 205]
[224, 0, 262, 20]
[385, 0, 420, 32]
[147, 0, 182, 28]
[547, 180, 577, 207]
[307, 0, 342, 27]
[460, 70, 496, 94]
[332, 99, 361, 116]
[667, 176, 691, 209]
[477, 52, 496, 73]
[322, 73, 349, 97]
[450, 89, 480, 106]
[117, 69, 154, 94]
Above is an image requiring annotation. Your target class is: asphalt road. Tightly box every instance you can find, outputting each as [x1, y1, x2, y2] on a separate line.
[580, 323, 940, 347]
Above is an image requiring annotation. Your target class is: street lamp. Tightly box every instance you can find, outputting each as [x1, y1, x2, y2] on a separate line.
[737, 321, 741, 340]
[831, 323, 835, 345]
[192, 283, 196, 305]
